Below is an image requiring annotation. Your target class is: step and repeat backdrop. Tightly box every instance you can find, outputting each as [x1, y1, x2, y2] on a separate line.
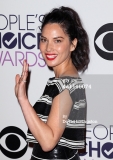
[0, 0, 113, 159]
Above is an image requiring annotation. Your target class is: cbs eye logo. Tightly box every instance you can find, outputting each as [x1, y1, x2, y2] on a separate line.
[94, 23, 113, 60]
[0, 126, 28, 159]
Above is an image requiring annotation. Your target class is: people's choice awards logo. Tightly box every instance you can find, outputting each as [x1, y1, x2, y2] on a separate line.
[102, 142, 113, 159]
[80, 124, 113, 159]
[2, 32, 17, 49]
[0, 14, 46, 67]
[0, 126, 28, 158]
[94, 23, 113, 60]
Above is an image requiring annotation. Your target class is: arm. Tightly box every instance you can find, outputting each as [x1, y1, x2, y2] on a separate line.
[15, 60, 72, 151]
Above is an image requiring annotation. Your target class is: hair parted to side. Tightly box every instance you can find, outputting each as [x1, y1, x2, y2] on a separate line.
[41, 6, 90, 72]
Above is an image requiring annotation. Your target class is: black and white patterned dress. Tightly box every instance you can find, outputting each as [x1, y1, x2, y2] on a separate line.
[26, 76, 87, 160]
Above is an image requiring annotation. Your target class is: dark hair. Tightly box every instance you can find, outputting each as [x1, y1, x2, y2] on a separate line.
[41, 6, 90, 72]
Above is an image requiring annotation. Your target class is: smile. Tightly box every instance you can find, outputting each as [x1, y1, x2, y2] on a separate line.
[45, 54, 57, 60]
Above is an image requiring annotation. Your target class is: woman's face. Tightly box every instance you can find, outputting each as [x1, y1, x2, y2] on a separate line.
[40, 23, 76, 68]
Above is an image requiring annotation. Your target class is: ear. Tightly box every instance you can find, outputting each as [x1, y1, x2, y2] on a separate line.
[70, 38, 77, 52]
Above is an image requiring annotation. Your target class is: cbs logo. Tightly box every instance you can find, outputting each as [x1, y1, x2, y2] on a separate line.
[94, 23, 113, 60]
[0, 126, 28, 159]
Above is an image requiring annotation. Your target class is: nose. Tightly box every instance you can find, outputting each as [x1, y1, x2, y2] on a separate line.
[46, 41, 53, 52]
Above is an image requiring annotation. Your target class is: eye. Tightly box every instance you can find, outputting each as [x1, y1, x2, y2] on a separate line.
[55, 39, 62, 43]
[40, 37, 47, 42]
[0, 126, 28, 159]
[95, 31, 113, 53]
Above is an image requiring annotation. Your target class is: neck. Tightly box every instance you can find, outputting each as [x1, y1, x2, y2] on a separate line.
[53, 58, 78, 78]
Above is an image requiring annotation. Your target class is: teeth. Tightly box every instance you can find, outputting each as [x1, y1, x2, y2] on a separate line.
[46, 55, 57, 58]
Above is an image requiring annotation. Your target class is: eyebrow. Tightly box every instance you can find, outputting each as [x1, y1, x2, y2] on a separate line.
[40, 35, 64, 39]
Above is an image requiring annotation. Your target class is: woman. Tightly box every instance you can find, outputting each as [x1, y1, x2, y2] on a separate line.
[15, 6, 90, 160]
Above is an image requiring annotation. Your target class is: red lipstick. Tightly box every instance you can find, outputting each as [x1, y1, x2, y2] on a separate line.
[45, 53, 57, 60]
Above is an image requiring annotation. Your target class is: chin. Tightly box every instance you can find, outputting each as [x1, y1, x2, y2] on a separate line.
[45, 61, 57, 67]
[46, 63, 56, 68]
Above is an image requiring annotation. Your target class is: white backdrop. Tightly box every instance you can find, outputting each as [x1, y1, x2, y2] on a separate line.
[0, 0, 113, 160]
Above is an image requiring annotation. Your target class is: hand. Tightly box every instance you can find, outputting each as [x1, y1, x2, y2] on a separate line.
[15, 60, 29, 101]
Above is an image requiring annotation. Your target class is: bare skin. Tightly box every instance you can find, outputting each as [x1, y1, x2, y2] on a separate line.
[15, 23, 79, 152]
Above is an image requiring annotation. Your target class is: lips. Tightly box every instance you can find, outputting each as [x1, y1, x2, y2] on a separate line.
[45, 53, 57, 60]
